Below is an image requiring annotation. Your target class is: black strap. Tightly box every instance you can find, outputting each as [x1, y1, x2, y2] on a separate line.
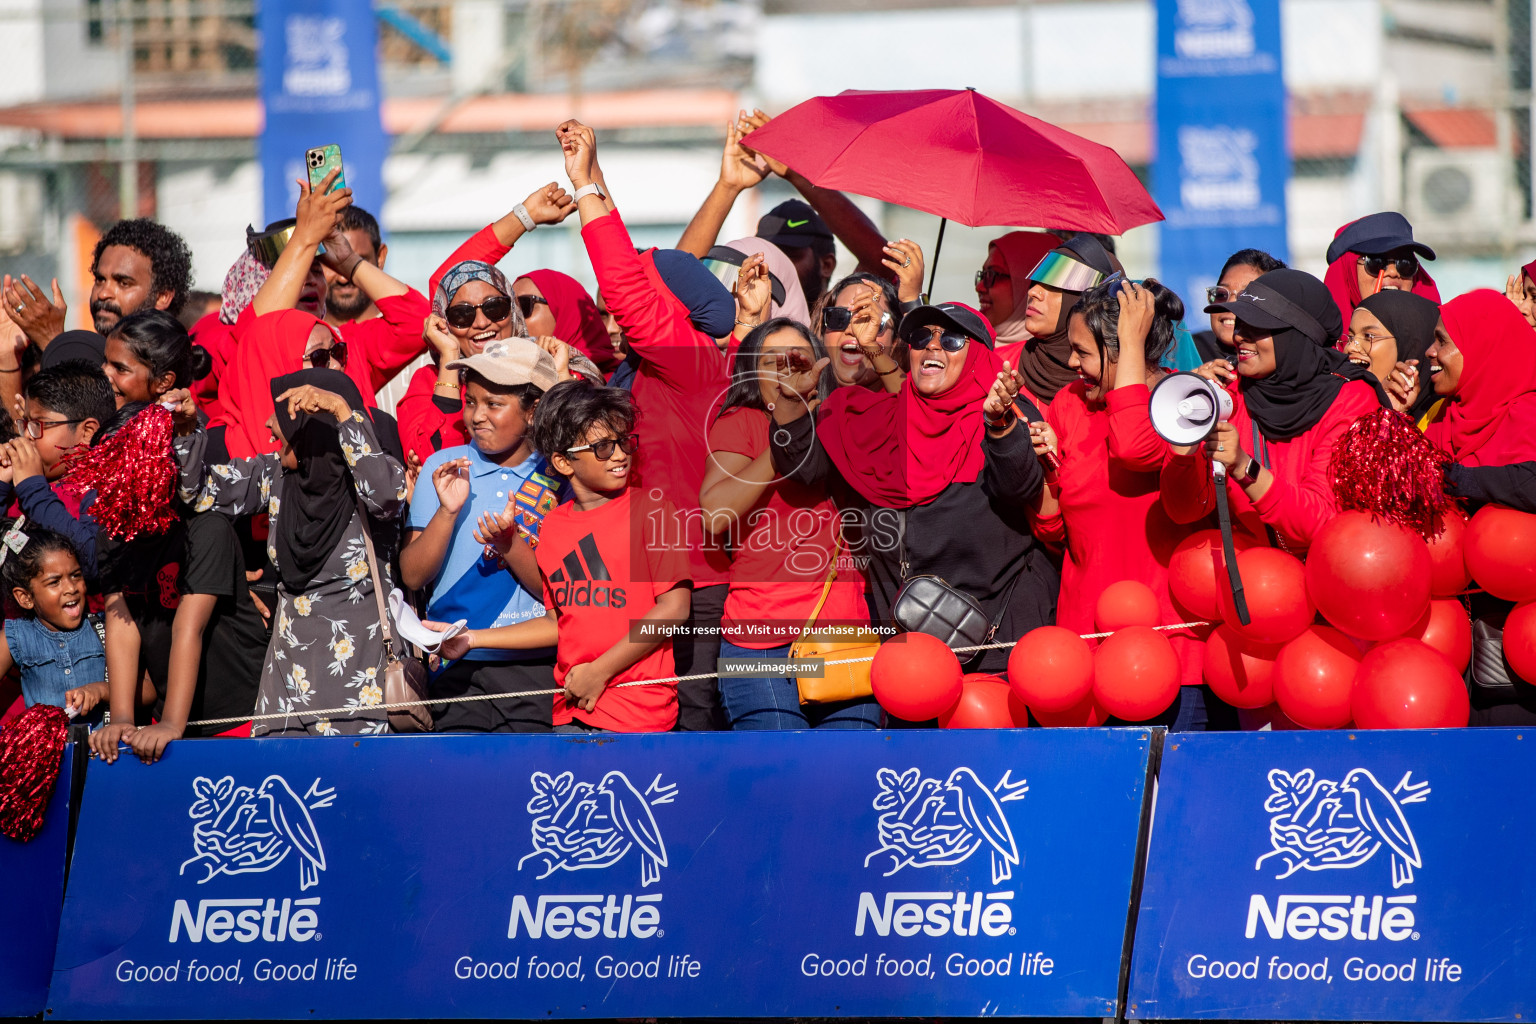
[1214, 475, 1250, 626]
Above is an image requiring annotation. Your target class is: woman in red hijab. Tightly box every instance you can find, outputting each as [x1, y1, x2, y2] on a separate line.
[1423, 289, 1536, 466]
[766, 301, 1058, 678]
[213, 309, 342, 458]
[514, 269, 616, 374]
[1322, 212, 1440, 335]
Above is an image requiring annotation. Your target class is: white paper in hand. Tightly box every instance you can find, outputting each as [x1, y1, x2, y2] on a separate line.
[388, 588, 467, 655]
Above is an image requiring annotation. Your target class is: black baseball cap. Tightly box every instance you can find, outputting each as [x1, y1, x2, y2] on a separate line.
[756, 200, 832, 251]
[898, 301, 996, 349]
[1203, 269, 1334, 345]
[41, 330, 106, 370]
[1325, 212, 1435, 264]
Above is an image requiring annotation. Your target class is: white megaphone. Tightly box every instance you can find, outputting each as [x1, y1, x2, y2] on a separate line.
[1149, 371, 1234, 456]
[1147, 370, 1250, 624]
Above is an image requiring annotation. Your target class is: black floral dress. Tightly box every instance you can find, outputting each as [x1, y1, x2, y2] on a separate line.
[175, 410, 407, 736]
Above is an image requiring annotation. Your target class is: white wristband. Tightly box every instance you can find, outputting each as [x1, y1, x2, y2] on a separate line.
[511, 203, 536, 233]
[572, 182, 606, 203]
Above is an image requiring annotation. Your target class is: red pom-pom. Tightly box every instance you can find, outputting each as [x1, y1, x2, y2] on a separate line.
[0, 703, 68, 842]
[58, 404, 178, 541]
[1330, 407, 1454, 541]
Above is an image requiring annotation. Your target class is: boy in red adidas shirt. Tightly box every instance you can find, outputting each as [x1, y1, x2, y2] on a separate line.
[439, 380, 691, 731]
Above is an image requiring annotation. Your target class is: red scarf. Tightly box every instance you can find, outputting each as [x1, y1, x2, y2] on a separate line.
[818, 341, 1001, 508]
[519, 269, 618, 373]
[1323, 251, 1440, 341]
[213, 309, 339, 458]
[1429, 289, 1536, 466]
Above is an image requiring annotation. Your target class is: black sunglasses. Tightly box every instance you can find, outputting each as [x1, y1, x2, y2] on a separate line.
[975, 267, 1006, 289]
[517, 295, 549, 319]
[445, 295, 513, 329]
[566, 432, 640, 461]
[307, 340, 347, 369]
[1359, 254, 1418, 278]
[903, 328, 969, 353]
[822, 306, 893, 333]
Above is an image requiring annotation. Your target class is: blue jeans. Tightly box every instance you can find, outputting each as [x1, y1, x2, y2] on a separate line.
[717, 641, 882, 731]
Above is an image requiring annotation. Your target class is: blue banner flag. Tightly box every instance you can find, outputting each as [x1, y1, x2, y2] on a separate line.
[1129, 730, 1536, 1021]
[47, 730, 1154, 1019]
[1, 742, 73, 1018]
[1154, 0, 1290, 315]
[258, 0, 388, 226]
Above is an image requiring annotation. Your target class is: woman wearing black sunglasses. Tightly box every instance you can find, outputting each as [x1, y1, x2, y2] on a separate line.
[768, 300, 1058, 686]
[1321, 212, 1441, 338]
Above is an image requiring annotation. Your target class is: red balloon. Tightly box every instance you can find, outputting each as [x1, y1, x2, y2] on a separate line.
[1404, 599, 1472, 672]
[1029, 690, 1106, 727]
[872, 633, 963, 721]
[1351, 638, 1470, 729]
[1093, 626, 1180, 721]
[1464, 505, 1536, 602]
[1007, 689, 1031, 727]
[1202, 625, 1282, 710]
[1304, 511, 1432, 641]
[1218, 547, 1315, 645]
[1501, 601, 1536, 684]
[940, 674, 1022, 729]
[1095, 580, 1161, 632]
[1273, 625, 1361, 730]
[1427, 512, 1471, 598]
[1168, 529, 1255, 620]
[1007, 626, 1094, 713]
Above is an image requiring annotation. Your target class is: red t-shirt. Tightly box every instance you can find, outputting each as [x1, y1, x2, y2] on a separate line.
[538, 488, 690, 732]
[708, 408, 867, 648]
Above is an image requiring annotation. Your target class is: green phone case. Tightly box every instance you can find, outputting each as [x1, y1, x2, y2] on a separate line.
[305, 144, 346, 194]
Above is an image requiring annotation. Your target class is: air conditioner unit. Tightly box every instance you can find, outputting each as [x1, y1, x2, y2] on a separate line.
[1405, 148, 1514, 238]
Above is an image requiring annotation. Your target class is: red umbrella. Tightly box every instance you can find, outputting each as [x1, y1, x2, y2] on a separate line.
[742, 88, 1162, 234]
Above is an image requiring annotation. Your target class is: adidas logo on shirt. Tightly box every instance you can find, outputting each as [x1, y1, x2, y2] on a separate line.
[548, 533, 628, 609]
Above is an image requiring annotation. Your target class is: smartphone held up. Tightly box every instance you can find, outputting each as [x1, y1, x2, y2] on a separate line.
[305, 144, 346, 194]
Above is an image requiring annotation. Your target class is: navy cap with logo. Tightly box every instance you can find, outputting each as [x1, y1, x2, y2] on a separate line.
[898, 301, 997, 349]
[1324, 212, 1436, 264]
[756, 200, 833, 251]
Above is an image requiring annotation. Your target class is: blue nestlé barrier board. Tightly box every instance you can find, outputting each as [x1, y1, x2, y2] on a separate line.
[48, 729, 1154, 1019]
[0, 741, 73, 1017]
[1128, 729, 1536, 1022]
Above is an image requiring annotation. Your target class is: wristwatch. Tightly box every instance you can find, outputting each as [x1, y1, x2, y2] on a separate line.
[511, 202, 536, 232]
[1235, 455, 1261, 488]
[573, 182, 607, 203]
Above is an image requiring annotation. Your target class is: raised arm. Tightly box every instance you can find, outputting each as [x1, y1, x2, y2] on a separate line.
[677, 115, 772, 258]
[253, 170, 351, 316]
[427, 183, 576, 298]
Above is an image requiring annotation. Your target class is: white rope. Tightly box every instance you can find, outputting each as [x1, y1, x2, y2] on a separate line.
[182, 621, 1211, 729]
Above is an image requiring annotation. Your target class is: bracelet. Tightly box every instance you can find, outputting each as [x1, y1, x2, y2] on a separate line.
[877, 365, 903, 377]
[512, 203, 536, 233]
[0, 363, 20, 373]
[334, 252, 362, 279]
[735, 318, 761, 328]
[433, 381, 461, 392]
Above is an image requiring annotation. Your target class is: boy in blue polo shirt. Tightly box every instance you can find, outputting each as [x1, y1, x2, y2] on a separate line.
[400, 339, 563, 731]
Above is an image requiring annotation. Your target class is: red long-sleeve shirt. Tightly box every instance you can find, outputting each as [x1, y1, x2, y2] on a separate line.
[337, 290, 430, 399]
[1159, 379, 1378, 556]
[581, 210, 730, 584]
[1033, 382, 1204, 686]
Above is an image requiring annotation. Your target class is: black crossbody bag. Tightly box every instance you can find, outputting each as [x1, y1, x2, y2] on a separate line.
[890, 510, 1023, 652]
